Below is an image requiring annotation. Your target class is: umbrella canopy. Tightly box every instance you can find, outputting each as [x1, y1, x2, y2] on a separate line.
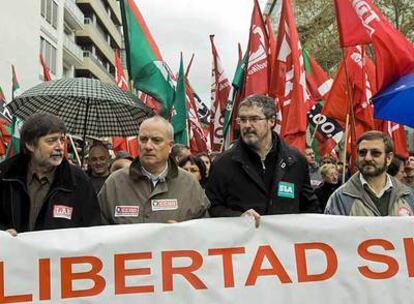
[6, 78, 154, 137]
[372, 73, 414, 128]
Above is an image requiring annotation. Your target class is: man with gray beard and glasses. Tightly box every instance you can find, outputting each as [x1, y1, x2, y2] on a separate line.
[206, 95, 320, 227]
[325, 131, 414, 216]
[0, 113, 101, 236]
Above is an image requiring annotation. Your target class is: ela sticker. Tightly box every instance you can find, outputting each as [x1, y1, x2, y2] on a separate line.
[277, 182, 295, 199]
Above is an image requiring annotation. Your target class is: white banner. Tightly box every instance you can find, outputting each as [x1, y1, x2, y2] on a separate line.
[0, 214, 413, 303]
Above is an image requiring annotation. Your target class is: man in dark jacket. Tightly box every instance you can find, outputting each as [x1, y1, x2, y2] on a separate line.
[0, 113, 101, 236]
[206, 95, 320, 226]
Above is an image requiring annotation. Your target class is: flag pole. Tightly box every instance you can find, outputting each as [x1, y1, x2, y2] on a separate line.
[185, 53, 195, 78]
[310, 122, 319, 146]
[341, 47, 357, 178]
[68, 134, 81, 167]
[341, 114, 350, 184]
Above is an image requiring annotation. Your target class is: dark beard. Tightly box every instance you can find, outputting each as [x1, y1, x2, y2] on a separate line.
[357, 161, 387, 178]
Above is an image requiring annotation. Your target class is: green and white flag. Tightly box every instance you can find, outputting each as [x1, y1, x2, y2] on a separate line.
[6, 65, 22, 158]
[120, 0, 175, 117]
[171, 54, 188, 146]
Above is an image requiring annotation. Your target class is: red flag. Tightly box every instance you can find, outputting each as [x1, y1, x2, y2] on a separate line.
[334, 0, 414, 91]
[323, 46, 376, 132]
[376, 120, 408, 158]
[316, 131, 337, 159]
[334, 0, 371, 47]
[114, 49, 139, 157]
[0, 123, 10, 157]
[238, 43, 243, 64]
[266, 16, 278, 99]
[303, 50, 332, 101]
[127, 137, 139, 157]
[185, 53, 195, 79]
[323, 46, 376, 168]
[243, 0, 269, 97]
[139, 92, 162, 115]
[274, 0, 310, 151]
[40, 54, 52, 81]
[112, 137, 127, 154]
[186, 80, 208, 153]
[115, 49, 128, 91]
[209, 35, 231, 152]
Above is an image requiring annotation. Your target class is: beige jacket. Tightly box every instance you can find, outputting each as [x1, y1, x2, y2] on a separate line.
[98, 157, 210, 224]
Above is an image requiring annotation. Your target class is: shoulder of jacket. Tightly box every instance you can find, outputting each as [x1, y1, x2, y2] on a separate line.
[176, 167, 198, 182]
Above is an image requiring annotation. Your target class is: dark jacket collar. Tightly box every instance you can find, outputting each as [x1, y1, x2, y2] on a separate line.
[0, 153, 76, 191]
[129, 155, 179, 181]
[231, 132, 296, 168]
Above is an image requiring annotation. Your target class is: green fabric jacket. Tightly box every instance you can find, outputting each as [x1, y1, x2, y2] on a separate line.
[98, 157, 210, 224]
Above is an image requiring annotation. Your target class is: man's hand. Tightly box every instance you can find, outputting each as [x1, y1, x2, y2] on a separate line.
[6, 229, 18, 237]
[241, 209, 261, 228]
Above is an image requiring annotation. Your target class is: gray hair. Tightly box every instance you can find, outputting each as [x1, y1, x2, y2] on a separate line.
[140, 116, 174, 140]
[238, 95, 276, 118]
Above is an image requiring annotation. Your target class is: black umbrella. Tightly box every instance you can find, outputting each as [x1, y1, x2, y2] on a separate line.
[7, 77, 154, 163]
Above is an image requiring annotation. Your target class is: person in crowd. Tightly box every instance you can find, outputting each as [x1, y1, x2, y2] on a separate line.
[0, 113, 101, 236]
[325, 131, 414, 216]
[209, 151, 221, 163]
[170, 143, 191, 164]
[387, 155, 406, 183]
[320, 154, 337, 166]
[337, 159, 351, 184]
[315, 163, 339, 212]
[110, 152, 133, 173]
[197, 152, 212, 178]
[178, 155, 208, 188]
[98, 116, 209, 224]
[206, 95, 320, 227]
[404, 154, 414, 189]
[304, 146, 323, 188]
[87, 142, 111, 193]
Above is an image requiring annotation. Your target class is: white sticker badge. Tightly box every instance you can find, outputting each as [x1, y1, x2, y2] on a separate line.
[151, 199, 178, 211]
[53, 205, 73, 220]
[114, 206, 140, 217]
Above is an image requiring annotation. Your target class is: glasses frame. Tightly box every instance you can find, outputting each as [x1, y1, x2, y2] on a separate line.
[235, 116, 268, 125]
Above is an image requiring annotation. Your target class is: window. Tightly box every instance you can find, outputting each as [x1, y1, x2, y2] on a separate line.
[41, 0, 46, 17]
[52, 1, 58, 29]
[41, 0, 58, 29]
[46, 0, 52, 23]
[40, 37, 57, 74]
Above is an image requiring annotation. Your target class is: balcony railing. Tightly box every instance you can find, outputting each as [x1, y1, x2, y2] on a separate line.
[83, 51, 114, 81]
[64, 0, 84, 30]
[63, 36, 84, 64]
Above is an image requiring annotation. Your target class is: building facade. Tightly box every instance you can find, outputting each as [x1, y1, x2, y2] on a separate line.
[0, 0, 121, 101]
[75, 0, 122, 83]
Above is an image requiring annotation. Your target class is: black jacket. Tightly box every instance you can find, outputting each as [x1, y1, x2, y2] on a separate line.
[206, 133, 320, 216]
[0, 154, 101, 232]
[315, 182, 339, 212]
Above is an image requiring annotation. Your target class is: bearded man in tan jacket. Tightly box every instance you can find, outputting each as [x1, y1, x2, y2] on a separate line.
[98, 116, 209, 224]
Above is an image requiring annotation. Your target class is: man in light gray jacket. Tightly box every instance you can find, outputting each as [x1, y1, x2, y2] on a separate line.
[325, 131, 414, 216]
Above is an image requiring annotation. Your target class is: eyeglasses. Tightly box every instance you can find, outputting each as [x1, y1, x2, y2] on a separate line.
[236, 116, 268, 124]
[357, 149, 384, 158]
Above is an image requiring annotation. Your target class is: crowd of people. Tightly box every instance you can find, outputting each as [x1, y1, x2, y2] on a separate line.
[0, 94, 413, 236]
